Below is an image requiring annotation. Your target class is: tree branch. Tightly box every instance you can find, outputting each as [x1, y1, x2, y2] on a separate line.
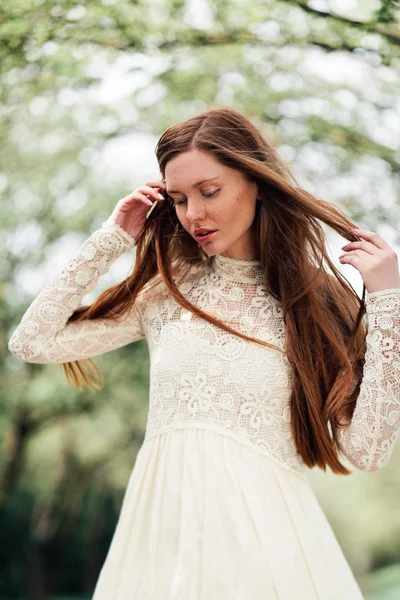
[285, 0, 400, 46]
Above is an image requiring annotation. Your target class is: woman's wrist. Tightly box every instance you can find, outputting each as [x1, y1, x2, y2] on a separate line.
[102, 216, 137, 246]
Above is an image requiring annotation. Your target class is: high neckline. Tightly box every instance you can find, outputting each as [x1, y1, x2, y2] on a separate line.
[212, 253, 264, 283]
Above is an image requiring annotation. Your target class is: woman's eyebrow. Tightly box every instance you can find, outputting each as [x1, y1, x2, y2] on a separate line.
[167, 176, 221, 194]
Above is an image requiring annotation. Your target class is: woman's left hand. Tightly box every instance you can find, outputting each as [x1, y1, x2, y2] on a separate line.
[339, 228, 400, 293]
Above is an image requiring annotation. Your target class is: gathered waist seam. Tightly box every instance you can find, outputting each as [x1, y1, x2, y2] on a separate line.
[142, 423, 308, 481]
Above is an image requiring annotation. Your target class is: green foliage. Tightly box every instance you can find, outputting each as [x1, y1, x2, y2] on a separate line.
[363, 564, 400, 600]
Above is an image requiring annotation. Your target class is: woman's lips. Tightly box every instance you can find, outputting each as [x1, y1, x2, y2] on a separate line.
[195, 230, 217, 243]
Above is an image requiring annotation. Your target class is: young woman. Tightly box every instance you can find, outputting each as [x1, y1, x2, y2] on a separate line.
[9, 106, 400, 599]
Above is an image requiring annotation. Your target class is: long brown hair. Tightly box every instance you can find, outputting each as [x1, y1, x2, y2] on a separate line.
[63, 106, 367, 475]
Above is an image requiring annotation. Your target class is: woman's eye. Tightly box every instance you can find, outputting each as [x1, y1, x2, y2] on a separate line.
[172, 190, 218, 206]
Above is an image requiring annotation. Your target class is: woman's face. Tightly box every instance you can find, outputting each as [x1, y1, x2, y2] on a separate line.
[164, 149, 259, 260]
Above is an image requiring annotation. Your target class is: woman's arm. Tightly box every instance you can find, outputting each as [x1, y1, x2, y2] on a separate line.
[8, 218, 145, 364]
[337, 288, 400, 471]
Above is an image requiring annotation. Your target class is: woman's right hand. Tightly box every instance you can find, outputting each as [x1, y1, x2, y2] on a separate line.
[109, 180, 167, 241]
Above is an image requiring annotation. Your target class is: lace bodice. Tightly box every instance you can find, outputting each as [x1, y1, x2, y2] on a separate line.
[8, 218, 400, 477]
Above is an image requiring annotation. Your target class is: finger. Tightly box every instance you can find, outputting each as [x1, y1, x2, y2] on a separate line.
[139, 184, 166, 202]
[120, 191, 154, 209]
[144, 180, 166, 189]
[120, 189, 158, 205]
[350, 228, 389, 251]
[136, 191, 156, 206]
[342, 240, 378, 255]
[339, 250, 369, 263]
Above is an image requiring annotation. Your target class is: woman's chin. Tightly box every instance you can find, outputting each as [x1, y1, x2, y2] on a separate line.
[198, 236, 231, 257]
[202, 243, 222, 257]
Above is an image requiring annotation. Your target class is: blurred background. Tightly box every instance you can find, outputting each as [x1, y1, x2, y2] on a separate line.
[1, 0, 400, 598]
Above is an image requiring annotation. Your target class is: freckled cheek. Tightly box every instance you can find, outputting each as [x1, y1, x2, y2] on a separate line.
[216, 200, 245, 230]
[212, 198, 240, 228]
[213, 210, 233, 230]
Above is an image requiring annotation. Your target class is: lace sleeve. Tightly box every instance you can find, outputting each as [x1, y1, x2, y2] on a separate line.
[8, 217, 145, 364]
[337, 288, 400, 471]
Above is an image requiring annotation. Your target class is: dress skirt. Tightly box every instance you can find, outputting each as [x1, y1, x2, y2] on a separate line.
[92, 427, 364, 599]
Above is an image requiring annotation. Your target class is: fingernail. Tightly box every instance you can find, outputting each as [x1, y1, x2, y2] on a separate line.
[157, 192, 164, 200]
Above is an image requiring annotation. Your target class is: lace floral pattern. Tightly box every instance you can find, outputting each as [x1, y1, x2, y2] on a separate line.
[337, 289, 400, 471]
[8, 219, 400, 476]
[8, 219, 142, 363]
[139, 258, 305, 474]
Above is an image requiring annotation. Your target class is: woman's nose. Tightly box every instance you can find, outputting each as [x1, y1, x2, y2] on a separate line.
[185, 201, 206, 221]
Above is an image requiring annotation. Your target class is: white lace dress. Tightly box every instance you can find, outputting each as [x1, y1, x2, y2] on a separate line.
[8, 218, 400, 600]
